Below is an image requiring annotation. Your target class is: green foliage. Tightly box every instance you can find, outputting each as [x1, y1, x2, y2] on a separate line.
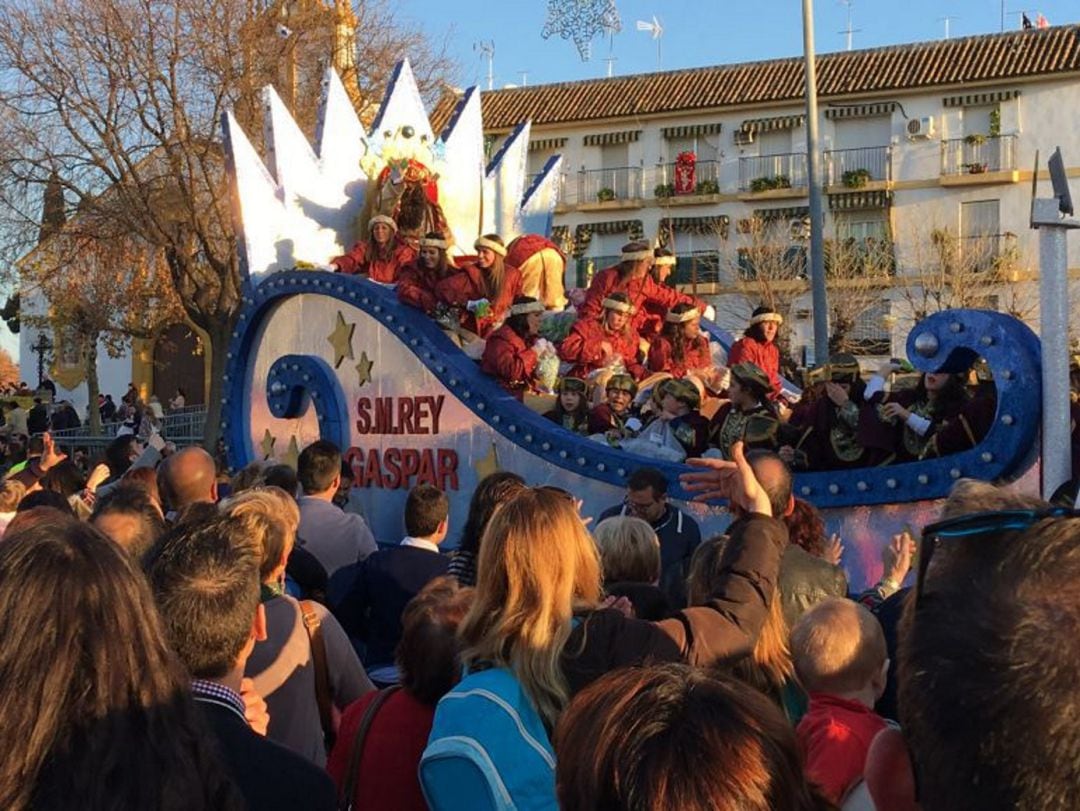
[841, 168, 872, 188]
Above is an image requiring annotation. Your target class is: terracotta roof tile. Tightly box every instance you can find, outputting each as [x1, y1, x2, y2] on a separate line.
[430, 25, 1080, 132]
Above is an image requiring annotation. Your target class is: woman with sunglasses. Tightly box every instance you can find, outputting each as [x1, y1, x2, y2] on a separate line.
[862, 362, 994, 461]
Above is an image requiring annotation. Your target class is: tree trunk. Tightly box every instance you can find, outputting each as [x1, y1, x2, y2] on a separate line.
[201, 320, 233, 454]
[85, 334, 103, 436]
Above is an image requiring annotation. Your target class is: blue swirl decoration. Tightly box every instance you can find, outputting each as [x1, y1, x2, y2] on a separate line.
[223, 273, 1040, 508]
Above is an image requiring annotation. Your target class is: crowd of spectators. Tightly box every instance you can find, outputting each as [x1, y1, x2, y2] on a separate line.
[0, 428, 1074, 810]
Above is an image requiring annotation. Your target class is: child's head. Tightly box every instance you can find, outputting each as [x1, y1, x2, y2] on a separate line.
[605, 375, 637, 413]
[790, 598, 887, 704]
[660, 378, 701, 417]
[558, 378, 587, 414]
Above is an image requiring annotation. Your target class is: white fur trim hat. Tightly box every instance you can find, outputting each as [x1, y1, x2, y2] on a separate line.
[474, 236, 507, 257]
[369, 214, 397, 231]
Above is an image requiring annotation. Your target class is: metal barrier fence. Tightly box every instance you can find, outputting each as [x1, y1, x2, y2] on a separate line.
[49, 405, 208, 453]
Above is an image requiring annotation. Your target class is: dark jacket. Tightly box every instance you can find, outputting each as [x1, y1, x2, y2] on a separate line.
[562, 514, 786, 696]
[194, 690, 336, 811]
[335, 544, 451, 669]
[778, 544, 848, 630]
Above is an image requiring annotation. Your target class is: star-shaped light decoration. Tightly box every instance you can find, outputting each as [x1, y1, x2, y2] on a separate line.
[260, 429, 277, 459]
[355, 351, 374, 387]
[283, 436, 301, 470]
[327, 311, 356, 368]
[474, 441, 501, 481]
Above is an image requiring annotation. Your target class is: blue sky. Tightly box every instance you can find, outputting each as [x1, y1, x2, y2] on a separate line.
[401, 0, 1077, 88]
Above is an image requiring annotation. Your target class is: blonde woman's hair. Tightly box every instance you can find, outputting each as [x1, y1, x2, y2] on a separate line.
[0, 478, 26, 513]
[687, 535, 795, 698]
[593, 516, 661, 585]
[458, 487, 602, 726]
[218, 487, 300, 581]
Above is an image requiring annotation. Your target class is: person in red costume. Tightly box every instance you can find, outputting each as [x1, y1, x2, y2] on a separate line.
[480, 296, 544, 400]
[639, 247, 679, 338]
[436, 234, 523, 339]
[559, 292, 645, 383]
[647, 302, 713, 378]
[331, 214, 416, 282]
[727, 305, 784, 400]
[579, 240, 705, 339]
[397, 232, 456, 314]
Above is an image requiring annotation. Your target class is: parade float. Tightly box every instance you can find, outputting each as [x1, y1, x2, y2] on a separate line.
[221, 61, 1043, 589]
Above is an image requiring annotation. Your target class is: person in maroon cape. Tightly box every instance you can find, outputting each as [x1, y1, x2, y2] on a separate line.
[396, 232, 457, 314]
[588, 374, 642, 438]
[579, 240, 704, 339]
[727, 305, 785, 401]
[647, 378, 710, 458]
[331, 214, 416, 282]
[709, 363, 782, 460]
[436, 234, 523, 339]
[559, 292, 645, 383]
[858, 359, 995, 462]
[647, 302, 713, 379]
[479, 297, 544, 401]
[782, 354, 891, 471]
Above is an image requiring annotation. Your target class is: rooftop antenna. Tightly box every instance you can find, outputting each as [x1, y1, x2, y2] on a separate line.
[635, 15, 663, 70]
[601, 4, 620, 77]
[474, 40, 495, 91]
[517, 70, 529, 87]
[838, 0, 860, 50]
[938, 14, 959, 39]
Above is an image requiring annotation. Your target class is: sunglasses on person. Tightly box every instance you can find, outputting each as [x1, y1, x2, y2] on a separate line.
[915, 507, 1080, 605]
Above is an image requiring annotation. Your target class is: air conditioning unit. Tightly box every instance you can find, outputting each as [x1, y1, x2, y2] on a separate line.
[734, 129, 755, 146]
[906, 116, 936, 140]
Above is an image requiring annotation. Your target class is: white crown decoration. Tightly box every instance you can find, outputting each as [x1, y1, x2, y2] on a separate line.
[222, 60, 563, 284]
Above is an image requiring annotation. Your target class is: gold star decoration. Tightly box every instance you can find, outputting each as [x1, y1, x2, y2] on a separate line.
[283, 436, 301, 470]
[355, 351, 374, 387]
[474, 441, 500, 481]
[327, 311, 356, 368]
[260, 429, 276, 459]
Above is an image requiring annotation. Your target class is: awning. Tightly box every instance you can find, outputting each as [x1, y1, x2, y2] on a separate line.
[942, 89, 1020, 108]
[753, 205, 810, 222]
[828, 190, 893, 211]
[583, 130, 642, 146]
[739, 114, 805, 134]
[572, 220, 645, 258]
[661, 122, 723, 139]
[824, 102, 897, 120]
[660, 215, 730, 237]
[529, 137, 567, 152]
[551, 225, 572, 252]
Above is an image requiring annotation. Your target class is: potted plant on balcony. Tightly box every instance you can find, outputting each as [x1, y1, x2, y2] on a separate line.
[965, 162, 988, 175]
[841, 168, 872, 188]
[964, 133, 987, 146]
[774, 175, 792, 189]
[596, 187, 617, 202]
[749, 176, 773, 193]
[654, 182, 675, 198]
[695, 178, 720, 195]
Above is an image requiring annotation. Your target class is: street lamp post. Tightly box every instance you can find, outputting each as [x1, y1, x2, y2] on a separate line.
[802, 0, 829, 365]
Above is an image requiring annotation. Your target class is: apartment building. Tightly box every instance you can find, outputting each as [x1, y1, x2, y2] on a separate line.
[441, 24, 1080, 361]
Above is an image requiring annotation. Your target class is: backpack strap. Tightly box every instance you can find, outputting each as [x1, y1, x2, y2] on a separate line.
[299, 599, 334, 748]
[339, 685, 402, 811]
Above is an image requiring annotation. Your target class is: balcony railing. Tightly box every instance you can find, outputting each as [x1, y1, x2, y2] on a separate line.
[738, 152, 808, 192]
[825, 145, 892, 186]
[941, 134, 1017, 176]
[651, 160, 722, 198]
[578, 166, 643, 203]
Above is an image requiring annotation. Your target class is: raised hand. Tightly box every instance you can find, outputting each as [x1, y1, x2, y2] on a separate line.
[680, 441, 773, 516]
